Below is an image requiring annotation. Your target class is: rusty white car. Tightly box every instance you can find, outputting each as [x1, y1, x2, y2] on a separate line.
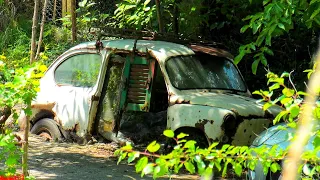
[18, 39, 281, 145]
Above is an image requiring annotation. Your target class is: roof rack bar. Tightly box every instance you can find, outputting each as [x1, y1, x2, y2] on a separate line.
[90, 27, 228, 50]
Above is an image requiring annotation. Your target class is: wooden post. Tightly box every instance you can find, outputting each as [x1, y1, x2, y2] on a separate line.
[30, 0, 39, 64]
[71, 0, 77, 42]
[155, 0, 164, 33]
[35, 0, 48, 60]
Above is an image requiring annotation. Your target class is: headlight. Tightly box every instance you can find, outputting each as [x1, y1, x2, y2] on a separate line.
[220, 114, 237, 144]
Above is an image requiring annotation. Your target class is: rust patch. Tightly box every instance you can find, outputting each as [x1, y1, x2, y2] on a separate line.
[189, 45, 233, 59]
[195, 119, 212, 131]
[175, 98, 191, 104]
[31, 102, 56, 110]
[75, 123, 80, 132]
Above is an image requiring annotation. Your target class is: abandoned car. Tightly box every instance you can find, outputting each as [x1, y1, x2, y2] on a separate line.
[18, 39, 281, 146]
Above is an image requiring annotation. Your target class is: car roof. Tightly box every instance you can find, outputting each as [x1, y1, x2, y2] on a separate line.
[68, 39, 232, 63]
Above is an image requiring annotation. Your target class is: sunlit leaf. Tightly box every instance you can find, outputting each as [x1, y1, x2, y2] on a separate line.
[184, 161, 195, 174]
[147, 141, 160, 153]
[136, 157, 148, 173]
[163, 130, 174, 138]
[235, 163, 242, 176]
[177, 132, 188, 139]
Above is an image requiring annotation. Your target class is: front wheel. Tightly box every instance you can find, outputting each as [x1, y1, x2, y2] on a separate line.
[31, 118, 62, 141]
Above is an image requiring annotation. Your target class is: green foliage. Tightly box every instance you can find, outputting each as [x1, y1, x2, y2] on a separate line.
[0, 56, 47, 177]
[0, 132, 21, 176]
[236, 0, 320, 74]
[113, 0, 156, 30]
[115, 130, 287, 179]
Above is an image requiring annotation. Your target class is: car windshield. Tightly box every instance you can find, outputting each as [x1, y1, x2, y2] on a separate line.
[165, 54, 247, 91]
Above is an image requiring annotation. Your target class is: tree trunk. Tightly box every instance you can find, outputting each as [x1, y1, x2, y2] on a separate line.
[53, 0, 57, 21]
[22, 115, 30, 177]
[155, 0, 164, 33]
[35, 0, 48, 60]
[173, 2, 179, 35]
[71, 0, 77, 42]
[30, 0, 39, 64]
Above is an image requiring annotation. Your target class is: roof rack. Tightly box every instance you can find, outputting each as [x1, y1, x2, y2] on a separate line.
[90, 27, 228, 50]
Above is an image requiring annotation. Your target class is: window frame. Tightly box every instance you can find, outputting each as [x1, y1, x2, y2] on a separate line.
[165, 54, 248, 92]
[53, 52, 103, 87]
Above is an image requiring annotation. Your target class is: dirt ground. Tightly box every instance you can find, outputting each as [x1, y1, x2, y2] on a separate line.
[25, 135, 199, 180]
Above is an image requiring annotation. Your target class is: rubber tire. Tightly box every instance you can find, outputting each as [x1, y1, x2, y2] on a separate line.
[31, 118, 62, 141]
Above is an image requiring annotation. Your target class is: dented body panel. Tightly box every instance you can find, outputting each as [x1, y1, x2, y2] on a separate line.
[25, 39, 281, 146]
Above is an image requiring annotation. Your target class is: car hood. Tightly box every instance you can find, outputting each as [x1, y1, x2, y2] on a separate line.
[170, 91, 282, 118]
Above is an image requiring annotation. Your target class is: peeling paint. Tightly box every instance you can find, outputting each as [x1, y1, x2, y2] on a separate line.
[195, 119, 214, 131]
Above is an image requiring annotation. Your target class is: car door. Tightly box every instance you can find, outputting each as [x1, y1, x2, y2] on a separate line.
[37, 49, 108, 137]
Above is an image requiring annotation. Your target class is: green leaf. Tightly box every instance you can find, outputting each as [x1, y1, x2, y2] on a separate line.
[208, 142, 219, 150]
[282, 88, 295, 97]
[177, 132, 188, 139]
[135, 157, 148, 173]
[248, 160, 256, 170]
[273, 111, 289, 124]
[163, 129, 174, 138]
[256, 34, 265, 46]
[311, 8, 320, 19]
[269, 83, 280, 91]
[215, 159, 222, 171]
[197, 161, 206, 174]
[147, 141, 160, 153]
[265, 35, 272, 46]
[260, 54, 268, 66]
[221, 144, 230, 151]
[312, 134, 320, 148]
[144, 0, 151, 6]
[240, 25, 250, 33]
[117, 152, 127, 165]
[303, 163, 311, 176]
[184, 140, 196, 149]
[153, 165, 167, 178]
[289, 105, 300, 119]
[234, 50, 246, 65]
[297, 91, 307, 96]
[235, 163, 242, 176]
[127, 152, 140, 163]
[280, 72, 289, 77]
[278, 23, 285, 30]
[5, 157, 17, 166]
[264, 47, 274, 56]
[252, 59, 260, 75]
[270, 162, 280, 173]
[184, 161, 195, 174]
[263, 102, 272, 111]
[240, 146, 248, 154]
[142, 163, 154, 176]
[252, 90, 263, 96]
[121, 142, 133, 151]
[253, 23, 261, 34]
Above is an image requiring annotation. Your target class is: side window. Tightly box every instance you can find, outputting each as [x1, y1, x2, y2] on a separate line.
[55, 53, 102, 87]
